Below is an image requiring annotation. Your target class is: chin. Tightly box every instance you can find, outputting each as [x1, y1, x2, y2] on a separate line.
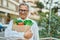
[20, 15, 27, 19]
[21, 17, 26, 19]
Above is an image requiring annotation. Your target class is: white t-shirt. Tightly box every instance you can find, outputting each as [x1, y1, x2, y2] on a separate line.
[5, 18, 39, 40]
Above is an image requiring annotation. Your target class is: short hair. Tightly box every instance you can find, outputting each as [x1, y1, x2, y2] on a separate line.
[19, 3, 29, 10]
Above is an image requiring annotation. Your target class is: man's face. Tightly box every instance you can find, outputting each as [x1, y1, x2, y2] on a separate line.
[19, 5, 29, 19]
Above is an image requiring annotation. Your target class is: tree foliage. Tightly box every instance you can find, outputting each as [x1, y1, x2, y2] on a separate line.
[35, 2, 44, 9]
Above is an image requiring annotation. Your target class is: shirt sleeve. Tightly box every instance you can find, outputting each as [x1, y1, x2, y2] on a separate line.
[31, 21, 40, 40]
[4, 20, 13, 37]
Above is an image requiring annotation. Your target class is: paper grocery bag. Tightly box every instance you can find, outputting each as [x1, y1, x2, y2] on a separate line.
[12, 24, 31, 32]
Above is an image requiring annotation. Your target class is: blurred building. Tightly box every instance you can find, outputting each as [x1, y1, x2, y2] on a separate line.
[0, 0, 40, 24]
[0, 0, 19, 24]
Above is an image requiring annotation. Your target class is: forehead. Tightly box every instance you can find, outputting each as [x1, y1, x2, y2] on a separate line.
[19, 5, 29, 10]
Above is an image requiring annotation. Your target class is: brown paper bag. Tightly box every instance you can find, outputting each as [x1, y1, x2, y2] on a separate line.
[12, 24, 31, 32]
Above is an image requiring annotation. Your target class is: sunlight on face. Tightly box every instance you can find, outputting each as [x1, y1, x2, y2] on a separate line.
[19, 5, 29, 20]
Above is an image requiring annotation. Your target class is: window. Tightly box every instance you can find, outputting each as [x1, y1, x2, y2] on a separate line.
[2, 0, 8, 7]
[8, 2, 16, 11]
[0, 0, 2, 6]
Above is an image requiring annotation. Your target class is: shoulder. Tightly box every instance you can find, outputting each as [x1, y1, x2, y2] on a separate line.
[9, 20, 13, 23]
[8, 20, 14, 24]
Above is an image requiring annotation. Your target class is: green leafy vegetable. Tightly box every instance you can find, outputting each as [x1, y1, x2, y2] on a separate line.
[24, 20, 33, 26]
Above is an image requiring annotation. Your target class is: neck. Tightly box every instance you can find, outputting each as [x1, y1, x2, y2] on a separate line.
[21, 18, 26, 20]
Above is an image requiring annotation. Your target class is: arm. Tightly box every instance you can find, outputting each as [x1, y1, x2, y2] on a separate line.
[32, 22, 39, 40]
[4, 20, 13, 37]
[24, 21, 39, 40]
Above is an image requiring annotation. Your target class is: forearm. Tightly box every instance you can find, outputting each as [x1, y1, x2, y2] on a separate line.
[5, 28, 13, 37]
[33, 28, 39, 40]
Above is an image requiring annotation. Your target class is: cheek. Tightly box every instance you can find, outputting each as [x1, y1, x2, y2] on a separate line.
[25, 13, 28, 17]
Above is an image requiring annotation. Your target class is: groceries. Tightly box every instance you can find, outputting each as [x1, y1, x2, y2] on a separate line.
[13, 18, 33, 26]
[12, 18, 33, 32]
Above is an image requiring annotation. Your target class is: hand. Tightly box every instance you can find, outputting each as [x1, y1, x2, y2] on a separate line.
[24, 30, 33, 39]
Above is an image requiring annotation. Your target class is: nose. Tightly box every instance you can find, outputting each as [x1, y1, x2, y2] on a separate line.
[21, 11, 25, 14]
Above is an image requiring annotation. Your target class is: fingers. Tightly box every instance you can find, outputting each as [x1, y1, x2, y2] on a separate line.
[24, 30, 33, 39]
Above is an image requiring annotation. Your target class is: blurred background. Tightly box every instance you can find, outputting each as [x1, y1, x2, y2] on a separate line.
[0, 0, 59, 40]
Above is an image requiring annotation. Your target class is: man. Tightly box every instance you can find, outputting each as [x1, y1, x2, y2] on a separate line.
[5, 3, 39, 40]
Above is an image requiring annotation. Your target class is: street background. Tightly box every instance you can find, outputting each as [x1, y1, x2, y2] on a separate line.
[0, 0, 59, 40]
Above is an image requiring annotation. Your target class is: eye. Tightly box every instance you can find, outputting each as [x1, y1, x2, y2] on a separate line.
[19, 9, 28, 12]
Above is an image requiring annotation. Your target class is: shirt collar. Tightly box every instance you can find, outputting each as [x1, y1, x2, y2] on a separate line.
[17, 17, 29, 21]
